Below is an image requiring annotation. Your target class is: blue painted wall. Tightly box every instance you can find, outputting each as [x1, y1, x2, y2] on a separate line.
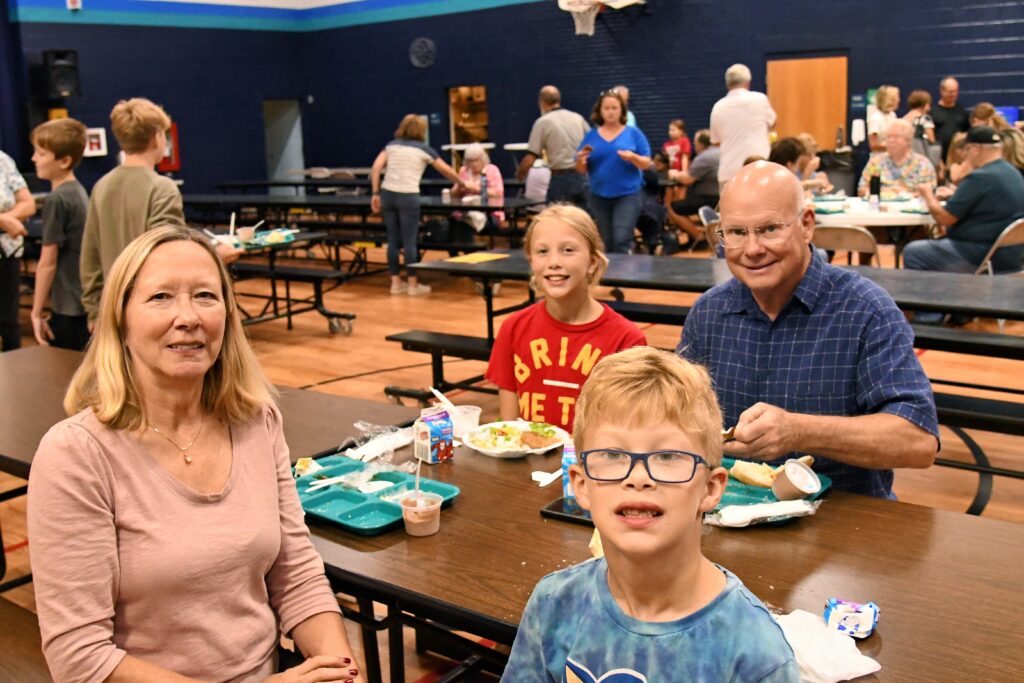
[5, 0, 1023, 191]
[14, 21, 308, 191]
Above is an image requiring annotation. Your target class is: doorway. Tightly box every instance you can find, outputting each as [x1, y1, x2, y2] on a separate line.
[766, 55, 848, 151]
[448, 85, 488, 166]
[262, 100, 305, 196]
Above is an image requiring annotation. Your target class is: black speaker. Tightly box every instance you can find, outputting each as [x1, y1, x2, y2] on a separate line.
[41, 50, 81, 99]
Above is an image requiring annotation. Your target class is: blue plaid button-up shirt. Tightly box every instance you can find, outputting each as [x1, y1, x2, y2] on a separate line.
[679, 253, 939, 498]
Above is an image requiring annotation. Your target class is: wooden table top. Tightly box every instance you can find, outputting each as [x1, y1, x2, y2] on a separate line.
[310, 442, 1024, 682]
[410, 249, 1024, 321]
[0, 346, 419, 479]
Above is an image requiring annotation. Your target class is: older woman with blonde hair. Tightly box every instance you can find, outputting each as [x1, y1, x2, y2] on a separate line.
[28, 226, 364, 683]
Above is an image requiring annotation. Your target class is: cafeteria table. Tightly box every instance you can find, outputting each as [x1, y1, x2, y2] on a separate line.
[409, 249, 1024, 341]
[3, 346, 1024, 681]
[814, 197, 934, 266]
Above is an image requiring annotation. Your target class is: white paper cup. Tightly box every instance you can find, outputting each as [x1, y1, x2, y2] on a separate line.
[772, 460, 822, 501]
[401, 492, 443, 536]
[450, 405, 482, 438]
[236, 226, 256, 243]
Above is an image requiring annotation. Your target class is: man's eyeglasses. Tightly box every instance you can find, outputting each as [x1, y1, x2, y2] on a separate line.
[716, 213, 802, 249]
[579, 449, 709, 484]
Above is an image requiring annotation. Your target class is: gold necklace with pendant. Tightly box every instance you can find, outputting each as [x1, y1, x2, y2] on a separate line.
[149, 422, 203, 464]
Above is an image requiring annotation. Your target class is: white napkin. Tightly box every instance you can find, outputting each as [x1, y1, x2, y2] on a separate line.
[344, 427, 413, 462]
[775, 610, 881, 683]
[715, 500, 816, 527]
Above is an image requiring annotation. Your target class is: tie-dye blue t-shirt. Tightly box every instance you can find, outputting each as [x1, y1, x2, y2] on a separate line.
[501, 558, 798, 683]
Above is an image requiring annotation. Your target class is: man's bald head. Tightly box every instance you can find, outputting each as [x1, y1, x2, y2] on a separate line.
[539, 86, 561, 108]
[721, 161, 803, 217]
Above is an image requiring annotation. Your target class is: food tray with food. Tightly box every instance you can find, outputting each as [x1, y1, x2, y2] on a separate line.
[814, 206, 844, 214]
[718, 456, 831, 509]
[292, 455, 460, 535]
[465, 420, 570, 458]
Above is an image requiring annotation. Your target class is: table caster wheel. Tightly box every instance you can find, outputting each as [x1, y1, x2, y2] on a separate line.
[329, 317, 353, 335]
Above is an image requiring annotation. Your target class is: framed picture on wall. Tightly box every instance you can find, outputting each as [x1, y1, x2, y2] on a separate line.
[83, 128, 107, 157]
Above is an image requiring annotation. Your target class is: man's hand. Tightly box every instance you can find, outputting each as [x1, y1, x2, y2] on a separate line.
[916, 183, 934, 200]
[723, 402, 802, 461]
[935, 185, 954, 200]
[31, 312, 54, 346]
[263, 655, 362, 683]
[370, 195, 381, 214]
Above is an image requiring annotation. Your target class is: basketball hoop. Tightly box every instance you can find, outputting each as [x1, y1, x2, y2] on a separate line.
[558, 0, 602, 36]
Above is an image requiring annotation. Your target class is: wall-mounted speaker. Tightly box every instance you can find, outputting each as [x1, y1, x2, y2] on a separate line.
[40, 50, 81, 99]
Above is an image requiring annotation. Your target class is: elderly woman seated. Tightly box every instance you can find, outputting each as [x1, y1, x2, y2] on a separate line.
[29, 226, 365, 683]
[449, 142, 505, 246]
[858, 119, 937, 197]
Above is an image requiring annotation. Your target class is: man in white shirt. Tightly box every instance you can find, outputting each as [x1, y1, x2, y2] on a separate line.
[709, 64, 777, 187]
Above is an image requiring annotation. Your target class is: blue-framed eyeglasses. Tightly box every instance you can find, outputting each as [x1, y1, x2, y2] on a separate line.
[579, 449, 709, 484]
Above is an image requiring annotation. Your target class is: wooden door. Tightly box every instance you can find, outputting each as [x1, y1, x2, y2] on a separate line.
[766, 56, 847, 151]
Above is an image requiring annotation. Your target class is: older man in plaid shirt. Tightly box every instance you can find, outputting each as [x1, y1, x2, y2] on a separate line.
[679, 162, 938, 498]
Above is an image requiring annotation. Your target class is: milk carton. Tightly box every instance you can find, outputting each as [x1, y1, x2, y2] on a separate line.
[413, 408, 454, 464]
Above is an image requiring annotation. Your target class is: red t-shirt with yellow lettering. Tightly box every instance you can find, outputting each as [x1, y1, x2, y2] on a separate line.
[485, 302, 647, 430]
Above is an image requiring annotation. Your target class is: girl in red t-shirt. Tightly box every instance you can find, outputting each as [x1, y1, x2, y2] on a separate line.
[662, 119, 692, 173]
[484, 205, 647, 430]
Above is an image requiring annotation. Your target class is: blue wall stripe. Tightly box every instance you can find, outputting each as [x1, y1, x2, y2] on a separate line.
[10, 0, 547, 30]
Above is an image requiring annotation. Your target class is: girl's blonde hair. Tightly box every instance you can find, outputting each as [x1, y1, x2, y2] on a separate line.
[523, 204, 609, 293]
[65, 225, 275, 429]
[1001, 128, 1024, 171]
[572, 347, 724, 467]
[875, 85, 899, 111]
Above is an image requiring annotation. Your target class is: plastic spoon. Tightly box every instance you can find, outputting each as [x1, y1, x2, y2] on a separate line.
[229, 212, 236, 237]
[429, 386, 458, 414]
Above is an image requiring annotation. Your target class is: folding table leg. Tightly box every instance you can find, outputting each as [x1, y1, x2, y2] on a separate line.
[387, 604, 405, 683]
[357, 596, 383, 683]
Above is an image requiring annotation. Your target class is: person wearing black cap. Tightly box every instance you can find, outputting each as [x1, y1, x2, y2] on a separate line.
[908, 125, 1024, 322]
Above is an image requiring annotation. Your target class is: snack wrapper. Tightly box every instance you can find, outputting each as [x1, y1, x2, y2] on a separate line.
[824, 598, 879, 638]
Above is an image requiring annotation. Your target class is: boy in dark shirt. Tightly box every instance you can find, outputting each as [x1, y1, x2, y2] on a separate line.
[30, 118, 90, 350]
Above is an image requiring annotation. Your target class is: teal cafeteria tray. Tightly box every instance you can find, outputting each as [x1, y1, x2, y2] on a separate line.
[293, 455, 460, 535]
[715, 457, 831, 510]
[814, 206, 844, 214]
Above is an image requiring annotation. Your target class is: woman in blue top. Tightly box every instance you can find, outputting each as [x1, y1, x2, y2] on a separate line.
[575, 90, 652, 254]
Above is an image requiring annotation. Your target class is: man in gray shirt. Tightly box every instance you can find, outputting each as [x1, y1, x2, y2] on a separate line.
[516, 85, 590, 208]
[668, 129, 720, 244]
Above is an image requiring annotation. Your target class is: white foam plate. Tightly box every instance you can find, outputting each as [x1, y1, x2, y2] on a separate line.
[465, 420, 569, 459]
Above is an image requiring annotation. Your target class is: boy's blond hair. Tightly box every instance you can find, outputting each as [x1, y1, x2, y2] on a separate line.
[523, 204, 609, 292]
[572, 347, 724, 467]
[31, 118, 87, 167]
[110, 98, 171, 154]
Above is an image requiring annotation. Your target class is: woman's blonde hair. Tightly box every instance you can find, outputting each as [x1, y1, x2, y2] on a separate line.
[394, 114, 427, 141]
[523, 204, 608, 293]
[572, 347, 724, 467]
[110, 98, 171, 154]
[65, 226, 275, 429]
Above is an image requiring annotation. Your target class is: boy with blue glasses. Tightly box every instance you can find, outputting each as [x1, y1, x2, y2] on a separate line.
[501, 347, 798, 682]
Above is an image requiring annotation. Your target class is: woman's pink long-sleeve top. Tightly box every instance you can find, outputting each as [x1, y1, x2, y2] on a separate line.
[27, 405, 341, 683]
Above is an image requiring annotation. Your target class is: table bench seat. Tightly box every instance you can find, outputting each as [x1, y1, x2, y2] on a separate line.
[0, 599, 50, 682]
[601, 300, 690, 326]
[911, 323, 1024, 360]
[384, 331, 494, 404]
[230, 263, 355, 333]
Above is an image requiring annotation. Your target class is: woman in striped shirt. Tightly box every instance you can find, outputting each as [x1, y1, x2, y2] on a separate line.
[371, 115, 462, 296]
